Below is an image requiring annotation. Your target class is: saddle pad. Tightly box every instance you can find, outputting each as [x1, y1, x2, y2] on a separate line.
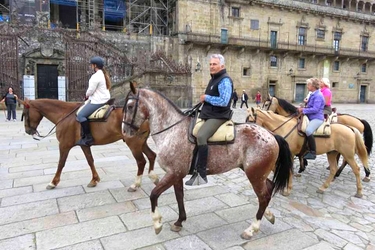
[77, 102, 111, 120]
[301, 115, 331, 137]
[193, 118, 235, 142]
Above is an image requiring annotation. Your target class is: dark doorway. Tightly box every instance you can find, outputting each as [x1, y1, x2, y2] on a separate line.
[360, 85, 366, 103]
[295, 83, 306, 103]
[37, 64, 58, 99]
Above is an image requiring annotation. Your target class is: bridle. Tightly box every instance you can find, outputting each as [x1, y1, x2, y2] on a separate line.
[122, 90, 202, 136]
[122, 91, 141, 131]
[261, 97, 273, 111]
[21, 103, 80, 140]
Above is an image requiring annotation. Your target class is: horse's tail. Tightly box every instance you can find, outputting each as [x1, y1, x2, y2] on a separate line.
[354, 128, 370, 173]
[360, 119, 373, 156]
[272, 134, 294, 195]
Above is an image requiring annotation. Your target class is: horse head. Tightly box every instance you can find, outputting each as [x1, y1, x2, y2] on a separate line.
[122, 81, 150, 135]
[19, 98, 43, 136]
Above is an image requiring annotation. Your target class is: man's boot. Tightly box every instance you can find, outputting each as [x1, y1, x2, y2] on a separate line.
[76, 121, 94, 146]
[185, 145, 208, 186]
[304, 135, 316, 160]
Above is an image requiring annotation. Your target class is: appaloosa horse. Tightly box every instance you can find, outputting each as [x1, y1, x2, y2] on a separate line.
[122, 82, 294, 239]
[19, 98, 157, 191]
[261, 95, 372, 180]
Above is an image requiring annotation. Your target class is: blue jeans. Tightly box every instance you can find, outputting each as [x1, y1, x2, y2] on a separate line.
[76, 101, 105, 122]
[305, 119, 324, 136]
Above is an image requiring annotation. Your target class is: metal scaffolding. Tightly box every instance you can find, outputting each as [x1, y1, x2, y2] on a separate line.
[126, 0, 176, 36]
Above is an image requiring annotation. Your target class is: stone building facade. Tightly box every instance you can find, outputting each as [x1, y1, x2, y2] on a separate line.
[175, 0, 375, 103]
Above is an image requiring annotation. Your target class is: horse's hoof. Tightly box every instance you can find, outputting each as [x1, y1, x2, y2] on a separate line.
[281, 191, 290, 197]
[154, 225, 163, 235]
[87, 182, 97, 188]
[170, 224, 182, 232]
[362, 177, 370, 183]
[153, 178, 159, 185]
[46, 183, 56, 190]
[240, 232, 252, 240]
[294, 173, 302, 177]
[127, 186, 137, 192]
[316, 189, 324, 194]
[266, 214, 275, 225]
[355, 193, 363, 198]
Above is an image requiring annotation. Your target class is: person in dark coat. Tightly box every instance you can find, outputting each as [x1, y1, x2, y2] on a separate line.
[240, 90, 249, 109]
[1, 87, 18, 121]
[232, 89, 238, 108]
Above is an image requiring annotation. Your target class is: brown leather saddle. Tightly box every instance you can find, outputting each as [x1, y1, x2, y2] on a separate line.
[76, 98, 116, 122]
[297, 114, 331, 138]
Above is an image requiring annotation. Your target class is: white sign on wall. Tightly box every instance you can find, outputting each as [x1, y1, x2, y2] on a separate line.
[23, 75, 35, 100]
[58, 76, 66, 101]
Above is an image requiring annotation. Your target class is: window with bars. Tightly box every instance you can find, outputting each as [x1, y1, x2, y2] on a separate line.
[361, 36, 369, 51]
[298, 27, 307, 45]
[333, 61, 340, 71]
[317, 29, 325, 39]
[333, 32, 341, 51]
[298, 58, 305, 69]
[250, 19, 259, 30]
[361, 63, 367, 73]
[232, 7, 240, 17]
[270, 56, 278, 67]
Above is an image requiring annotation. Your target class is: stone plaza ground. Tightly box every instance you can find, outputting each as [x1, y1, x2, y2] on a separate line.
[0, 104, 374, 250]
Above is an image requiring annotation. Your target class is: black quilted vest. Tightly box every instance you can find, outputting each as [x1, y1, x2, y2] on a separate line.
[199, 69, 233, 120]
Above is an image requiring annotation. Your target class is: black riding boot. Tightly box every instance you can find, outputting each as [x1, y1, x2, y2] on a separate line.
[185, 145, 208, 186]
[304, 135, 316, 160]
[76, 121, 94, 146]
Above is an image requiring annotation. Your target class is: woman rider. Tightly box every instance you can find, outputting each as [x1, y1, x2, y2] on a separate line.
[297, 78, 325, 160]
[76, 56, 111, 146]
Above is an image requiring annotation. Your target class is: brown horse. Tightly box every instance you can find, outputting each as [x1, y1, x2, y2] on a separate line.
[122, 82, 293, 239]
[248, 108, 369, 198]
[18, 98, 157, 191]
[261, 95, 372, 180]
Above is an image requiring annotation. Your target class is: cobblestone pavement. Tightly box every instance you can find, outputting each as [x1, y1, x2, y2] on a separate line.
[0, 104, 374, 250]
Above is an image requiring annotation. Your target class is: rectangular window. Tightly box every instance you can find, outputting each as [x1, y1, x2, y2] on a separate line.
[361, 36, 369, 51]
[221, 28, 228, 44]
[333, 61, 340, 71]
[298, 58, 305, 69]
[333, 32, 341, 52]
[298, 27, 306, 45]
[332, 82, 339, 88]
[250, 19, 259, 30]
[243, 67, 251, 76]
[232, 7, 240, 17]
[361, 63, 367, 73]
[270, 56, 278, 67]
[270, 31, 277, 49]
[317, 29, 325, 39]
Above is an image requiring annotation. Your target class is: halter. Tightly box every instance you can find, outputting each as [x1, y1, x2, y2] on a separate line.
[262, 97, 273, 111]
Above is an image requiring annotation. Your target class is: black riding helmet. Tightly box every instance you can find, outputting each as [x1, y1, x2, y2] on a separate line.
[90, 56, 104, 69]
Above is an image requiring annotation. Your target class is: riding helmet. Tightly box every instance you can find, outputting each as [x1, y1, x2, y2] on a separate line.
[90, 56, 104, 69]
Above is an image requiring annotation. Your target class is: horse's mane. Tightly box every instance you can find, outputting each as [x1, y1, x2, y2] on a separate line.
[143, 88, 187, 116]
[275, 97, 298, 114]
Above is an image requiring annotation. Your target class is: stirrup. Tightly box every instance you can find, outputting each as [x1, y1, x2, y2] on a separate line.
[76, 137, 93, 147]
[185, 173, 208, 186]
[304, 152, 316, 160]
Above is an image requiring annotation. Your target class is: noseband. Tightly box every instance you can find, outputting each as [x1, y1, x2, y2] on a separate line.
[262, 97, 273, 111]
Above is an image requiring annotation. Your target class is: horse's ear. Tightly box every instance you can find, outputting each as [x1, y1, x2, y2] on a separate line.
[268, 93, 272, 99]
[129, 81, 137, 94]
[251, 107, 255, 115]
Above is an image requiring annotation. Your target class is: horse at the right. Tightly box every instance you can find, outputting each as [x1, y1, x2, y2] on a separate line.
[261, 95, 372, 182]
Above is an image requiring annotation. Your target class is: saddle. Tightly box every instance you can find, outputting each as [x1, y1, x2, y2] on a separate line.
[188, 115, 236, 145]
[298, 114, 331, 137]
[76, 98, 115, 122]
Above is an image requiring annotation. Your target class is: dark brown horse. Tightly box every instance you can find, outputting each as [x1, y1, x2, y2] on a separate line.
[261, 95, 372, 181]
[19, 98, 157, 191]
[122, 82, 294, 239]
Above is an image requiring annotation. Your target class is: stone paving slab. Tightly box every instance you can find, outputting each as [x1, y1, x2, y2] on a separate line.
[0, 105, 374, 249]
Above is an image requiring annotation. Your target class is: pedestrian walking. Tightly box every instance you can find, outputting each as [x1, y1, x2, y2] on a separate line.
[240, 90, 249, 109]
[255, 90, 262, 107]
[232, 89, 238, 108]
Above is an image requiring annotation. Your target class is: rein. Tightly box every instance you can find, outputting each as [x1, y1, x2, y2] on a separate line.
[23, 103, 81, 140]
[270, 113, 300, 139]
[151, 102, 202, 136]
